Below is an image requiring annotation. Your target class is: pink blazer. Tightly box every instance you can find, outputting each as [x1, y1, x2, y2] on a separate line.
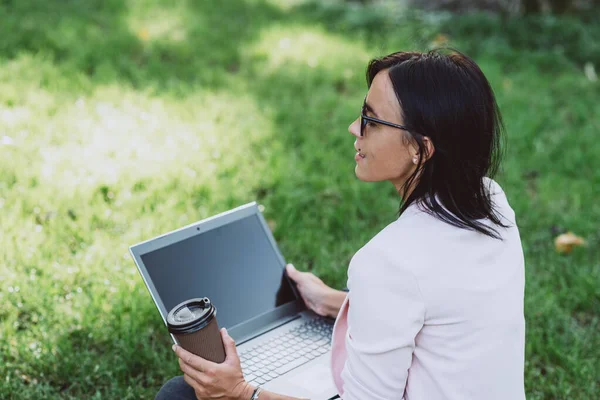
[330, 178, 526, 400]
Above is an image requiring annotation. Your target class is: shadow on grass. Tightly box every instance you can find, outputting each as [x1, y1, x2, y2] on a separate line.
[34, 297, 175, 398]
[0, 0, 285, 94]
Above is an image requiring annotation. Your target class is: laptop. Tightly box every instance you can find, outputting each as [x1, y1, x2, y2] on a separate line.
[129, 201, 340, 399]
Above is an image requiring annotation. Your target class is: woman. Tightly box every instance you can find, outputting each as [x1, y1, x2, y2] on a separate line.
[156, 49, 526, 400]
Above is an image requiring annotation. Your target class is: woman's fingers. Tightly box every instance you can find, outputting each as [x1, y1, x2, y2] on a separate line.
[179, 357, 208, 385]
[183, 373, 198, 390]
[220, 328, 241, 365]
[287, 264, 329, 315]
[173, 345, 215, 373]
[183, 373, 203, 395]
[286, 264, 300, 281]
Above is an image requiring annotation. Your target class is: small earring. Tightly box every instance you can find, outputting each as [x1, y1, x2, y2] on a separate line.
[413, 156, 418, 164]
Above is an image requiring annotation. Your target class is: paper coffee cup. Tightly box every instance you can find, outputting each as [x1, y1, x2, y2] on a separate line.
[167, 297, 226, 363]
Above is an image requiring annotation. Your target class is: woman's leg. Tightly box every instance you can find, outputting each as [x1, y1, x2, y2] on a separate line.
[154, 376, 197, 400]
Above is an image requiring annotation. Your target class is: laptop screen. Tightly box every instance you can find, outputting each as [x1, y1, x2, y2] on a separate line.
[140, 214, 298, 330]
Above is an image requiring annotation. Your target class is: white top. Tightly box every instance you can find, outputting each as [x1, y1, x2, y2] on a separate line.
[330, 178, 526, 400]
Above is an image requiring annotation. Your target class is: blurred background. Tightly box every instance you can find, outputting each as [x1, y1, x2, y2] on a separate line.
[0, 0, 598, 398]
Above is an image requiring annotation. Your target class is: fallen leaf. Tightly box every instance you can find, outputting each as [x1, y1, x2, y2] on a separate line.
[554, 231, 586, 254]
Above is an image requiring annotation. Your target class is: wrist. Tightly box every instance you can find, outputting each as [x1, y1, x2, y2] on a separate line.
[238, 381, 256, 400]
[323, 288, 347, 318]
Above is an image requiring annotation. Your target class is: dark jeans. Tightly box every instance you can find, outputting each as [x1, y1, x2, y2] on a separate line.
[155, 376, 196, 400]
[154, 378, 340, 400]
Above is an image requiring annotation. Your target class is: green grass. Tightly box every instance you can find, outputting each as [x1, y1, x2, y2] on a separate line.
[1, 0, 598, 398]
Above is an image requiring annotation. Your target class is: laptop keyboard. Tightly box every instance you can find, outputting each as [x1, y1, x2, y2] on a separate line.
[239, 317, 334, 386]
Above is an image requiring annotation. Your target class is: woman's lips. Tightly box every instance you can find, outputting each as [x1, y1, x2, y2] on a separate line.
[355, 152, 365, 161]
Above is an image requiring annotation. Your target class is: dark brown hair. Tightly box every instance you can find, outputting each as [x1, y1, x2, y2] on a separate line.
[366, 49, 509, 239]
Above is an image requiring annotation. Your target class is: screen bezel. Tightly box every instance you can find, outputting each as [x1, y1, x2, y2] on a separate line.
[129, 202, 305, 343]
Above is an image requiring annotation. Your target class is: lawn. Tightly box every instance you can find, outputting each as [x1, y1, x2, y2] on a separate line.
[0, 0, 598, 398]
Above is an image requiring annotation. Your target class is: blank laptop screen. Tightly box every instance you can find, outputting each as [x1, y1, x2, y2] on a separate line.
[140, 214, 298, 329]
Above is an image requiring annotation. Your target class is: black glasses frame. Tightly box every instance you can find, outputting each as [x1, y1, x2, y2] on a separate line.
[360, 99, 409, 137]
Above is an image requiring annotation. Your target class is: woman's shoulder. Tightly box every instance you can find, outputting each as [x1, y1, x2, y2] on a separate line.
[353, 177, 518, 271]
[349, 212, 425, 279]
[401, 177, 515, 228]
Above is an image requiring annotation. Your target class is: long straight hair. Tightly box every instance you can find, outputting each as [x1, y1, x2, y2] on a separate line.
[366, 49, 509, 239]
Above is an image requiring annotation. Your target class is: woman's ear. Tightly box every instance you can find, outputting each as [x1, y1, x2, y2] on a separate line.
[411, 137, 435, 165]
[422, 137, 435, 162]
[410, 144, 421, 165]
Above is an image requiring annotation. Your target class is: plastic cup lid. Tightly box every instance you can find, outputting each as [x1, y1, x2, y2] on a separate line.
[167, 297, 217, 334]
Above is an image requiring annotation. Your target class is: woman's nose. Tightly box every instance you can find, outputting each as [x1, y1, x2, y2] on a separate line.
[348, 117, 361, 138]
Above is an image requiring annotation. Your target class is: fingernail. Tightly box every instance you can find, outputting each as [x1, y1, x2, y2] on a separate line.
[172, 344, 177, 352]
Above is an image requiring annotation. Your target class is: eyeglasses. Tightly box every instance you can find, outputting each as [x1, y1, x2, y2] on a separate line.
[360, 97, 409, 137]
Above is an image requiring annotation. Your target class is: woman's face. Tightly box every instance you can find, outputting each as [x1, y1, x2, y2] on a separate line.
[348, 69, 418, 193]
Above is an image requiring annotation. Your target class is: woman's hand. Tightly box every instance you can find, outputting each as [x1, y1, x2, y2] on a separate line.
[285, 263, 341, 318]
[173, 328, 255, 400]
